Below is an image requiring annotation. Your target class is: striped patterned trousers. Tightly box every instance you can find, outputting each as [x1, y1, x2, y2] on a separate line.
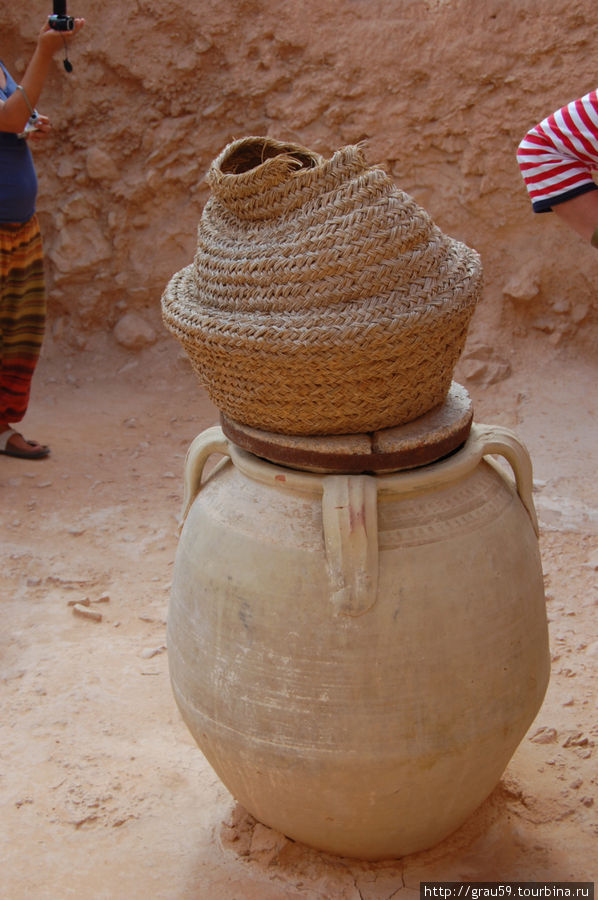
[0, 215, 46, 423]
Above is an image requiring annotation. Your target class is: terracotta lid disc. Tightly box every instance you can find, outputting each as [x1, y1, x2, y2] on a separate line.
[220, 382, 473, 474]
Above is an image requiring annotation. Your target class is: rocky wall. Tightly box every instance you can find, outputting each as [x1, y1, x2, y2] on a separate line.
[1, 0, 596, 361]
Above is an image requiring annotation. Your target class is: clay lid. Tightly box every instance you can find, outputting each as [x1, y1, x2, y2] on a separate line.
[221, 383, 473, 474]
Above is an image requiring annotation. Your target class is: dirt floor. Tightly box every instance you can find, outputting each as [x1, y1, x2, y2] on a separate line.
[1, 332, 597, 899]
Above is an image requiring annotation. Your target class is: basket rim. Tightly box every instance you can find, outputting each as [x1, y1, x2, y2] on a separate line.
[209, 135, 324, 179]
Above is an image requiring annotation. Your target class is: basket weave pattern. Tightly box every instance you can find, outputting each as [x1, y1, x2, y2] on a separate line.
[162, 137, 483, 435]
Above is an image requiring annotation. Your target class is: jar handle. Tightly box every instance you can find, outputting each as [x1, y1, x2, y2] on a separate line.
[180, 426, 230, 529]
[322, 474, 379, 617]
[469, 424, 539, 537]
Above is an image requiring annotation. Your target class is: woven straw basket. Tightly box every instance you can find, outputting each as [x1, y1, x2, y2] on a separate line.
[162, 136, 483, 435]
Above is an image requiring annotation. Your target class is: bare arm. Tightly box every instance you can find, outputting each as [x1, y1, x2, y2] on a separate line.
[0, 19, 85, 134]
[552, 190, 598, 244]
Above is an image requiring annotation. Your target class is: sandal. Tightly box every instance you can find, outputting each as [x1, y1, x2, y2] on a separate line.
[0, 428, 50, 459]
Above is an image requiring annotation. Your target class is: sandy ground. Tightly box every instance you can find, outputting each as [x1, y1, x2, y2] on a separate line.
[1, 333, 597, 899]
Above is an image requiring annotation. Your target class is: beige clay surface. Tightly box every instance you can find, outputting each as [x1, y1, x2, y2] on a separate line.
[1, 333, 596, 898]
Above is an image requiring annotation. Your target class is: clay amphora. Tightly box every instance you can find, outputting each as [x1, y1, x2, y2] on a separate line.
[168, 423, 550, 860]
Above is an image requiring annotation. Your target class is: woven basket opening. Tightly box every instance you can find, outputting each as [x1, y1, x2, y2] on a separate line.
[220, 138, 319, 174]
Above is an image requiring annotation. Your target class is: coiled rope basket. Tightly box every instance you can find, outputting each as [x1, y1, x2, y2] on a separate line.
[162, 136, 483, 435]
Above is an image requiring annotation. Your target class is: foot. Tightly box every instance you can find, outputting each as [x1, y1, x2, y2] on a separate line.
[0, 427, 50, 459]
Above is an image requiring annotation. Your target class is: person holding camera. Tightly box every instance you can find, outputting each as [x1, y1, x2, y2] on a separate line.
[517, 90, 598, 247]
[0, 14, 84, 459]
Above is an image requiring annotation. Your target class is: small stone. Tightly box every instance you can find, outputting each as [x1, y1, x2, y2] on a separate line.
[502, 270, 540, 301]
[117, 360, 138, 374]
[530, 726, 558, 744]
[67, 597, 90, 607]
[140, 646, 166, 659]
[86, 146, 120, 181]
[532, 316, 556, 334]
[563, 732, 588, 748]
[72, 604, 102, 622]
[547, 329, 565, 346]
[551, 298, 571, 314]
[571, 302, 589, 324]
[461, 354, 511, 386]
[249, 822, 288, 858]
[113, 313, 157, 351]
[57, 159, 75, 178]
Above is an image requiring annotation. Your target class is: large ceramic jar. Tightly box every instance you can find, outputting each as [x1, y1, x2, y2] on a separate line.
[168, 424, 550, 860]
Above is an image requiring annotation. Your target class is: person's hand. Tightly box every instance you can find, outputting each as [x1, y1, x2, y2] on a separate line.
[37, 18, 85, 58]
[27, 113, 51, 142]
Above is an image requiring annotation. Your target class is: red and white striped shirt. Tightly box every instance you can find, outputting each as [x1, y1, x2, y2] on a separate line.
[517, 90, 598, 213]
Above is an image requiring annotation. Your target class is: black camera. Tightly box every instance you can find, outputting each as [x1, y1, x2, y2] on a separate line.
[49, 0, 74, 31]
